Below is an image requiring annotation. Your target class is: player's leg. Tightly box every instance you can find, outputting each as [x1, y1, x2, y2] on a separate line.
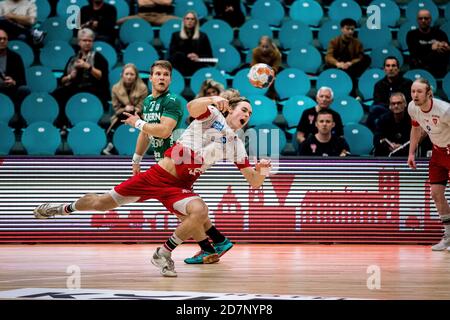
[430, 183, 450, 251]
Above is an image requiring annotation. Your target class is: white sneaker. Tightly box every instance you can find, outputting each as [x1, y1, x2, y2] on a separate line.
[33, 203, 68, 219]
[151, 248, 177, 277]
[431, 236, 450, 251]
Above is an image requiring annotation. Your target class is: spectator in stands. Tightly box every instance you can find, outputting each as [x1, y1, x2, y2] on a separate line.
[213, 0, 245, 28]
[53, 28, 109, 128]
[373, 92, 411, 157]
[195, 79, 225, 98]
[0, 0, 41, 44]
[80, 0, 118, 45]
[298, 109, 350, 157]
[117, 0, 177, 26]
[251, 36, 282, 74]
[168, 11, 213, 76]
[296, 87, 344, 144]
[406, 9, 450, 78]
[0, 28, 29, 114]
[366, 56, 413, 131]
[325, 18, 371, 94]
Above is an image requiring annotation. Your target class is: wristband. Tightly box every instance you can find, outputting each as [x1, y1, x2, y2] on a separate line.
[135, 119, 146, 131]
[132, 153, 143, 164]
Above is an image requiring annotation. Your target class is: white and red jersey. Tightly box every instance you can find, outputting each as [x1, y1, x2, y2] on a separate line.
[164, 106, 251, 187]
[408, 98, 450, 149]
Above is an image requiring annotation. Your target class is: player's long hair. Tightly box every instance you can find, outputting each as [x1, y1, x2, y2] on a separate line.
[180, 11, 200, 40]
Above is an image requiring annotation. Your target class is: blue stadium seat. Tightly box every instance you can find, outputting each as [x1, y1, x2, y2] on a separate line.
[398, 20, 418, 52]
[0, 94, 14, 124]
[279, 20, 313, 50]
[250, 0, 285, 27]
[318, 20, 341, 49]
[109, 66, 123, 90]
[0, 122, 15, 155]
[26, 66, 57, 93]
[94, 41, 117, 70]
[123, 42, 159, 72]
[358, 25, 392, 51]
[238, 19, 273, 50]
[106, 0, 129, 20]
[112, 124, 140, 155]
[119, 18, 154, 45]
[328, 0, 362, 23]
[201, 19, 234, 47]
[40, 40, 75, 71]
[446, 2, 450, 21]
[357, 68, 384, 101]
[281, 95, 316, 129]
[174, 0, 208, 19]
[404, 69, 437, 92]
[56, 0, 89, 17]
[65, 93, 104, 125]
[35, 0, 51, 22]
[247, 95, 278, 127]
[441, 22, 450, 40]
[331, 95, 364, 125]
[190, 67, 227, 94]
[212, 44, 241, 73]
[8, 40, 34, 67]
[344, 123, 374, 156]
[247, 124, 287, 158]
[317, 68, 353, 98]
[67, 121, 107, 155]
[232, 68, 269, 96]
[289, 0, 324, 27]
[169, 68, 185, 95]
[41, 17, 73, 44]
[159, 19, 182, 49]
[370, 45, 404, 69]
[443, 72, 450, 100]
[22, 121, 61, 155]
[368, 0, 400, 27]
[274, 68, 311, 99]
[286, 45, 322, 74]
[21, 93, 59, 125]
[405, 0, 439, 24]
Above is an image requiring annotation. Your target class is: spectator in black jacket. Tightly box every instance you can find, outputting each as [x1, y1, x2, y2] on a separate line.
[168, 11, 213, 76]
[80, 0, 118, 45]
[213, 0, 245, 28]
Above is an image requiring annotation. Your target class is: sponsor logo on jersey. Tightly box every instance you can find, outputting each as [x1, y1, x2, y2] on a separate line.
[211, 120, 224, 131]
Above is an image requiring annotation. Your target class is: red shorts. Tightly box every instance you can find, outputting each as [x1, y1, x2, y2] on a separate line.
[429, 145, 450, 185]
[112, 164, 199, 216]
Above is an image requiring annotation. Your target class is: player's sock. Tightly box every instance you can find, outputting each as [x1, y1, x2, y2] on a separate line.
[442, 215, 450, 236]
[63, 202, 77, 214]
[206, 225, 226, 244]
[198, 238, 216, 253]
[161, 233, 183, 256]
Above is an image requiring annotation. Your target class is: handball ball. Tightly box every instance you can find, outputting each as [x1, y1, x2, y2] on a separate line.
[247, 63, 275, 88]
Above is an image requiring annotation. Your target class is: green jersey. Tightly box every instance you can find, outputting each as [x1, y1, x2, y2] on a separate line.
[141, 91, 183, 160]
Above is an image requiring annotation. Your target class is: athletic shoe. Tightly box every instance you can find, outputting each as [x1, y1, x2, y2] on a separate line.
[431, 236, 450, 251]
[151, 248, 177, 277]
[184, 251, 220, 264]
[213, 238, 233, 257]
[34, 203, 67, 219]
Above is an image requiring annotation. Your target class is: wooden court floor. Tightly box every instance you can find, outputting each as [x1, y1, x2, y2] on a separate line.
[0, 244, 449, 299]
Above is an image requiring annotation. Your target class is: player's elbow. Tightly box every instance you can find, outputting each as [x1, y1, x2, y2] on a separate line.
[160, 128, 172, 139]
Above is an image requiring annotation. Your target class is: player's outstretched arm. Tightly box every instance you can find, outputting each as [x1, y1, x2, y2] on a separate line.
[187, 96, 230, 118]
[132, 130, 150, 175]
[122, 112, 177, 139]
[240, 159, 272, 189]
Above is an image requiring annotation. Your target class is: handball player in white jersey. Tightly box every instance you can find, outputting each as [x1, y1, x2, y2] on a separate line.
[34, 95, 272, 277]
[407, 78, 450, 251]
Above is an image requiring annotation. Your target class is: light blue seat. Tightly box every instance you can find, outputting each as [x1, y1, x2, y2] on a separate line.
[190, 67, 227, 94]
[67, 121, 107, 155]
[109, 66, 123, 90]
[358, 25, 392, 51]
[404, 69, 437, 93]
[8, 40, 34, 67]
[40, 40, 75, 71]
[112, 124, 140, 155]
[279, 20, 313, 50]
[212, 44, 241, 73]
[0, 94, 14, 124]
[368, 0, 400, 27]
[318, 20, 341, 49]
[247, 95, 278, 127]
[0, 122, 15, 155]
[201, 19, 234, 47]
[343, 123, 374, 156]
[105, 0, 129, 20]
[358, 68, 384, 101]
[370, 45, 403, 68]
[247, 124, 287, 158]
[441, 22, 450, 40]
[119, 18, 154, 45]
[446, 2, 450, 21]
[405, 0, 439, 24]
[41, 17, 73, 44]
[22, 121, 61, 155]
[443, 72, 450, 100]
[317, 68, 353, 98]
[289, 0, 324, 27]
[21, 93, 59, 125]
[398, 20, 418, 52]
[123, 42, 159, 72]
[286, 45, 322, 74]
[35, 0, 51, 22]
[331, 95, 364, 125]
[274, 68, 311, 99]
[26, 66, 57, 93]
[56, 0, 89, 17]
[65, 93, 104, 125]
[94, 41, 117, 70]
[238, 19, 273, 50]
[232, 68, 269, 96]
[174, 0, 208, 19]
[328, 0, 362, 23]
[159, 19, 182, 49]
[250, 0, 285, 27]
[281, 95, 316, 129]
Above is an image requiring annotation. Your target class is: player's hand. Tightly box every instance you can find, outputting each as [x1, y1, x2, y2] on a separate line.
[210, 96, 230, 113]
[255, 158, 272, 176]
[121, 112, 140, 127]
[132, 163, 140, 176]
[407, 154, 416, 169]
